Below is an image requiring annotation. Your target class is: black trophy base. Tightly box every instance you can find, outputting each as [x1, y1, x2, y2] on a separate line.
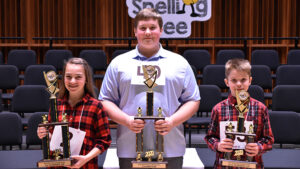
[220, 159, 257, 169]
[131, 160, 167, 168]
[37, 158, 75, 168]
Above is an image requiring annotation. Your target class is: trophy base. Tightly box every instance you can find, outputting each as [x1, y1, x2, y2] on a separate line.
[221, 159, 257, 169]
[131, 161, 167, 168]
[37, 158, 75, 168]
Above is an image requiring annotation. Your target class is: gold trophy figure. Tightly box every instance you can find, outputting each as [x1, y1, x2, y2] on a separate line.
[220, 90, 257, 169]
[131, 65, 167, 168]
[37, 71, 74, 168]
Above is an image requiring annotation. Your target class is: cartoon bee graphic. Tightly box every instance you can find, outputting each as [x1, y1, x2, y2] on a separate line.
[177, 0, 200, 17]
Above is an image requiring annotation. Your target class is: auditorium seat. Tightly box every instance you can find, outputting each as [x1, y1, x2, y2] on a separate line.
[287, 49, 300, 65]
[202, 65, 228, 99]
[216, 49, 245, 65]
[251, 65, 273, 99]
[0, 112, 23, 150]
[0, 65, 19, 108]
[248, 85, 265, 104]
[11, 85, 49, 125]
[263, 148, 300, 169]
[111, 49, 129, 60]
[7, 49, 37, 79]
[26, 112, 47, 149]
[183, 49, 211, 79]
[276, 65, 300, 85]
[79, 49, 107, 80]
[185, 85, 222, 147]
[190, 65, 198, 80]
[44, 49, 73, 71]
[272, 85, 300, 112]
[24, 65, 57, 85]
[0, 51, 3, 64]
[251, 49, 280, 78]
[93, 85, 100, 97]
[269, 111, 300, 147]
[0, 92, 2, 112]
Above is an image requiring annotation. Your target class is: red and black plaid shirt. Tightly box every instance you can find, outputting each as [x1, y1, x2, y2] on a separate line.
[48, 93, 111, 169]
[205, 94, 274, 169]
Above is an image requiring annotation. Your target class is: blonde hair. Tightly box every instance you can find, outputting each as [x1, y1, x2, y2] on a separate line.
[134, 8, 163, 29]
[225, 58, 251, 78]
[58, 57, 96, 99]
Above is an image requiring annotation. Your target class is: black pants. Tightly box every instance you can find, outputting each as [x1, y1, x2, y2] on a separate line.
[119, 157, 183, 169]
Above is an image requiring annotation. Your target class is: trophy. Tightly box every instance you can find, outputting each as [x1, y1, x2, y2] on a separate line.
[131, 65, 167, 168]
[220, 90, 257, 169]
[37, 71, 74, 167]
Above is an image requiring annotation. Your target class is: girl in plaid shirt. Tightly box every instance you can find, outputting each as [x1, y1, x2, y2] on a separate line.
[205, 59, 274, 169]
[38, 58, 111, 169]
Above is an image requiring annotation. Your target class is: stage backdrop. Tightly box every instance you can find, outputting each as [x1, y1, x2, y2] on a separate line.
[0, 0, 299, 64]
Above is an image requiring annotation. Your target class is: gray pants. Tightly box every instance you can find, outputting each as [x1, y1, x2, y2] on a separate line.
[119, 157, 183, 169]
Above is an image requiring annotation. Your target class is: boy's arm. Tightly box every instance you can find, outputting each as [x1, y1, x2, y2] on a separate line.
[257, 107, 274, 154]
[205, 107, 221, 152]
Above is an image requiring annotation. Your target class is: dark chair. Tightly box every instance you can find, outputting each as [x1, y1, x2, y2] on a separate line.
[11, 85, 50, 126]
[0, 112, 23, 150]
[251, 49, 280, 78]
[0, 92, 2, 112]
[0, 65, 19, 107]
[26, 112, 48, 149]
[79, 50, 107, 80]
[93, 85, 100, 97]
[276, 65, 300, 85]
[251, 65, 273, 99]
[190, 65, 198, 80]
[183, 49, 211, 79]
[248, 85, 265, 104]
[287, 49, 300, 65]
[269, 111, 300, 147]
[216, 49, 245, 65]
[202, 65, 228, 99]
[185, 85, 222, 147]
[24, 65, 57, 85]
[44, 49, 73, 71]
[7, 49, 37, 79]
[0, 51, 3, 64]
[272, 85, 300, 112]
[111, 49, 129, 60]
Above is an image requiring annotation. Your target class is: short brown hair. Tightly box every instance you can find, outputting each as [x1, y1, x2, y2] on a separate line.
[134, 8, 163, 28]
[225, 58, 251, 78]
[58, 57, 96, 99]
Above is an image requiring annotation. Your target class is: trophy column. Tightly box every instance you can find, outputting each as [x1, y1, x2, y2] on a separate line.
[224, 122, 234, 160]
[41, 115, 50, 160]
[136, 107, 143, 162]
[61, 114, 71, 159]
[156, 107, 164, 162]
[247, 124, 255, 162]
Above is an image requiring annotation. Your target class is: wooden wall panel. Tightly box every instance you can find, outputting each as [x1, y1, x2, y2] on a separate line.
[0, 0, 299, 62]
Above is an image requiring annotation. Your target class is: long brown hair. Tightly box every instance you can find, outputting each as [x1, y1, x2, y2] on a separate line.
[58, 57, 96, 99]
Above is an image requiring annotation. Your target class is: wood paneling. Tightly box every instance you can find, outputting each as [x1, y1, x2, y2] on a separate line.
[0, 0, 299, 63]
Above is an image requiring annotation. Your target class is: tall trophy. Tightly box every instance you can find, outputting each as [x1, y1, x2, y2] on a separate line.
[220, 90, 257, 169]
[131, 65, 167, 168]
[37, 71, 74, 167]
